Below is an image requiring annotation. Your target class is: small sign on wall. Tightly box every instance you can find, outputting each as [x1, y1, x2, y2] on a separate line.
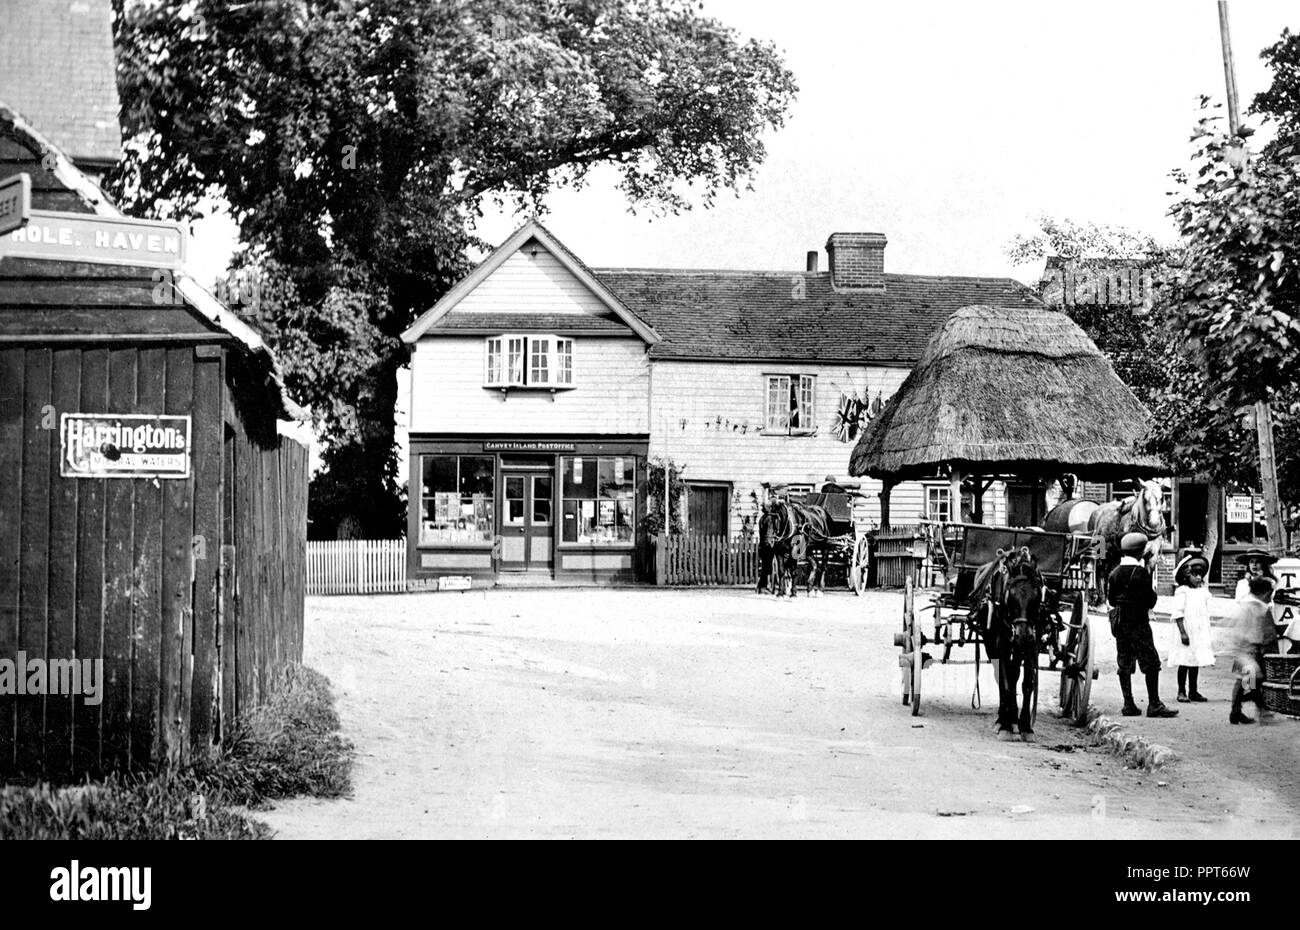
[1225, 494, 1253, 524]
[60, 414, 192, 478]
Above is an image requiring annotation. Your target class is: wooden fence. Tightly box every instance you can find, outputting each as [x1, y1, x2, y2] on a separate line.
[870, 524, 926, 588]
[657, 533, 760, 586]
[307, 539, 406, 595]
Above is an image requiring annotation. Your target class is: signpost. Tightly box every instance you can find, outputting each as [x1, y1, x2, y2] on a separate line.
[0, 209, 186, 268]
[0, 173, 31, 237]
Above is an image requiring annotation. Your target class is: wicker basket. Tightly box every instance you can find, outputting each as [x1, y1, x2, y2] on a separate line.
[1262, 683, 1300, 716]
[1263, 653, 1300, 682]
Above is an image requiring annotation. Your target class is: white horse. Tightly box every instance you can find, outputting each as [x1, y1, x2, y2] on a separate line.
[1089, 478, 1166, 581]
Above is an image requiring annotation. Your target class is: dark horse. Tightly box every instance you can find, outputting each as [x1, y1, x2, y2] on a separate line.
[757, 499, 835, 597]
[976, 547, 1047, 741]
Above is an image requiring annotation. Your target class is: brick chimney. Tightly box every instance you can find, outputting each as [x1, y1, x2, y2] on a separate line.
[825, 232, 887, 291]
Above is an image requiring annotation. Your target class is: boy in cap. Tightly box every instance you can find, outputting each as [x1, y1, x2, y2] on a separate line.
[1107, 531, 1179, 717]
[1229, 575, 1280, 724]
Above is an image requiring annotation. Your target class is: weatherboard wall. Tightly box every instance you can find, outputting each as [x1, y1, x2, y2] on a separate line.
[649, 359, 1008, 533]
[408, 335, 651, 435]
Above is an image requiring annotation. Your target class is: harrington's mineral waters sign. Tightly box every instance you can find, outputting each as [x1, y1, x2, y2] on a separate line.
[0, 210, 186, 268]
[61, 414, 192, 479]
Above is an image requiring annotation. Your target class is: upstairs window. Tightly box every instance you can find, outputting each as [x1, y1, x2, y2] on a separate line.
[764, 374, 816, 433]
[485, 334, 575, 388]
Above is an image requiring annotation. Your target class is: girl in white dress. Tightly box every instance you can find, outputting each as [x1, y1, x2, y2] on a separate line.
[1168, 552, 1214, 702]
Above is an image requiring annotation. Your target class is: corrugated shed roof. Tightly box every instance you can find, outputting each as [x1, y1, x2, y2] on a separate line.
[593, 268, 1043, 363]
[0, 0, 122, 165]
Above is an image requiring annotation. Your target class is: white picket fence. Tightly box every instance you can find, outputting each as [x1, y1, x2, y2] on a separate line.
[306, 539, 406, 595]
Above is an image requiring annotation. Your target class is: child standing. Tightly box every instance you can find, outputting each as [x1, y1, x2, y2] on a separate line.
[1234, 548, 1277, 602]
[1107, 532, 1178, 718]
[1229, 575, 1280, 725]
[1167, 552, 1213, 702]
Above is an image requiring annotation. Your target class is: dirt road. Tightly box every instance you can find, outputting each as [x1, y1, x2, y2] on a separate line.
[260, 588, 1299, 839]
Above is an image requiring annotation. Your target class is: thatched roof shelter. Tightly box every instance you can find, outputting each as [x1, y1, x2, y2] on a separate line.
[848, 305, 1165, 484]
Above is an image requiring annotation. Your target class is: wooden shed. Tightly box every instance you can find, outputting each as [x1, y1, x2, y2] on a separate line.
[0, 109, 309, 778]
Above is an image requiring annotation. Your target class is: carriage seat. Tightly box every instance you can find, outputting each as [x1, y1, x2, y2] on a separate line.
[802, 492, 855, 536]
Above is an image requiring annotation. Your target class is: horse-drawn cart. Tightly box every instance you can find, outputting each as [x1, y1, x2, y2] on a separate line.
[760, 483, 872, 595]
[896, 522, 1100, 733]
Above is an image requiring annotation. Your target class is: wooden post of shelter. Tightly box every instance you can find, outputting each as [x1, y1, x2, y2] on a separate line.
[949, 466, 963, 524]
[880, 479, 894, 529]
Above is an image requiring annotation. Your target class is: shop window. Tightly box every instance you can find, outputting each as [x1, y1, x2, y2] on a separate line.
[419, 455, 494, 545]
[485, 334, 575, 388]
[1224, 489, 1270, 546]
[561, 455, 635, 545]
[764, 374, 816, 433]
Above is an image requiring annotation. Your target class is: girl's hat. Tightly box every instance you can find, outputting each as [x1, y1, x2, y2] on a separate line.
[1234, 548, 1278, 566]
[1174, 552, 1209, 586]
[1120, 532, 1148, 554]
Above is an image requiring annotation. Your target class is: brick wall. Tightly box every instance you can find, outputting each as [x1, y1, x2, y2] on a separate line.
[826, 232, 887, 290]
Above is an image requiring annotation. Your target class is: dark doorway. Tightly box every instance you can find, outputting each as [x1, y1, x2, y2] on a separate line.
[687, 483, 731, 537]
[1177, 481, 1208, 550]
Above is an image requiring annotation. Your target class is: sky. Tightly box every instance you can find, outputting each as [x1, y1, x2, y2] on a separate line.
[184, 0, 1300, 288]
[178, 1, 1300, 473]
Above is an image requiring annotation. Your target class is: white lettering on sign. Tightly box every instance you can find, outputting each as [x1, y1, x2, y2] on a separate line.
[2, 209, 185, 268]
[60, 413, 191, 479]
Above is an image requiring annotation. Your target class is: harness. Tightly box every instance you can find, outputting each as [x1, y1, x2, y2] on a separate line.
[969, 552, 1045, 709]
[1121, 489, 1162, 539]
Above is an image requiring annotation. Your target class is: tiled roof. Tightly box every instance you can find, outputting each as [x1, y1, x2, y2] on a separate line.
[0, 1, 121, 165]
[434, 312, 632, 334]
[593, 268, 1042, 364]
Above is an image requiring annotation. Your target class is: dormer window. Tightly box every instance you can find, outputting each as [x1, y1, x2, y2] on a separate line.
[485, 334, 575, 388]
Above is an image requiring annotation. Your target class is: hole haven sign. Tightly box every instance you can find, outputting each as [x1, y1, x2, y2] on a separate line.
[60, 414, 192, 479]
[0, 210, 186, 269]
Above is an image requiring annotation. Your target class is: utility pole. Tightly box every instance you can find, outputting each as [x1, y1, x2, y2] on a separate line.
[1218, 0, 1287, 556]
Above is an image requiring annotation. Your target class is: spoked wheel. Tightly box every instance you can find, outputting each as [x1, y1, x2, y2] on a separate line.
[1058, 592, 1095, 726]
[850, 536, 870, 596]
[905, 577, 922, 715]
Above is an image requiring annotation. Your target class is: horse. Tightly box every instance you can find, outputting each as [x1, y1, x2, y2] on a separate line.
[757, 501, 794, 595]
[1088, 479, 1166, 591]
[974, 546, 1047, 742]
[756, 498, 836, 597]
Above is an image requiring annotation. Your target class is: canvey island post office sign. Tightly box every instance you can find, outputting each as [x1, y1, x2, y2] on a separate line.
[61, 414, 192, 479]
[0, 210, 186, 268]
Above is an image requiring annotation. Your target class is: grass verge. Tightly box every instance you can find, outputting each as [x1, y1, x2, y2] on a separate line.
[0, 664, 353, 840]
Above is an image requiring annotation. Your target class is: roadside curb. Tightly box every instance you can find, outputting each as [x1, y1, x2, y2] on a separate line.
[1082, 706, 1177, 771]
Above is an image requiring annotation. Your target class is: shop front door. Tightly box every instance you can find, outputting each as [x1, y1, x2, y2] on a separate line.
[500, 471, 554, 572]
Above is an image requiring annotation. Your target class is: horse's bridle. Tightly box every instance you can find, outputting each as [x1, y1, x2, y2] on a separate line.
[992, 559, 1044, 658]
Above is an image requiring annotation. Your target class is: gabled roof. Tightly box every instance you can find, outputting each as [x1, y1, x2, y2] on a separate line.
[0, 1, 121, 166]
[0, 108, 306, 422]
[595, 268, 1043, 364]
[848, 305, 1165, 482]
[401, 219, 662, 345]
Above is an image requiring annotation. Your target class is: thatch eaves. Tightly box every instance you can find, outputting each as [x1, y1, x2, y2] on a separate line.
[847, 305, 1166, 482]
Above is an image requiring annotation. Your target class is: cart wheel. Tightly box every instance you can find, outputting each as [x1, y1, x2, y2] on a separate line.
[1058, 593, 1095, 726]
[906, 577, 922, 715]
[851, 536, 870, 596]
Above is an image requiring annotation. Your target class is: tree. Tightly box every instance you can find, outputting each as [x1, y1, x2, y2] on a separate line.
[1005, 216, 1255, 563]
[109, 0, 797, 536]
[1163, 93, 1300, 550]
